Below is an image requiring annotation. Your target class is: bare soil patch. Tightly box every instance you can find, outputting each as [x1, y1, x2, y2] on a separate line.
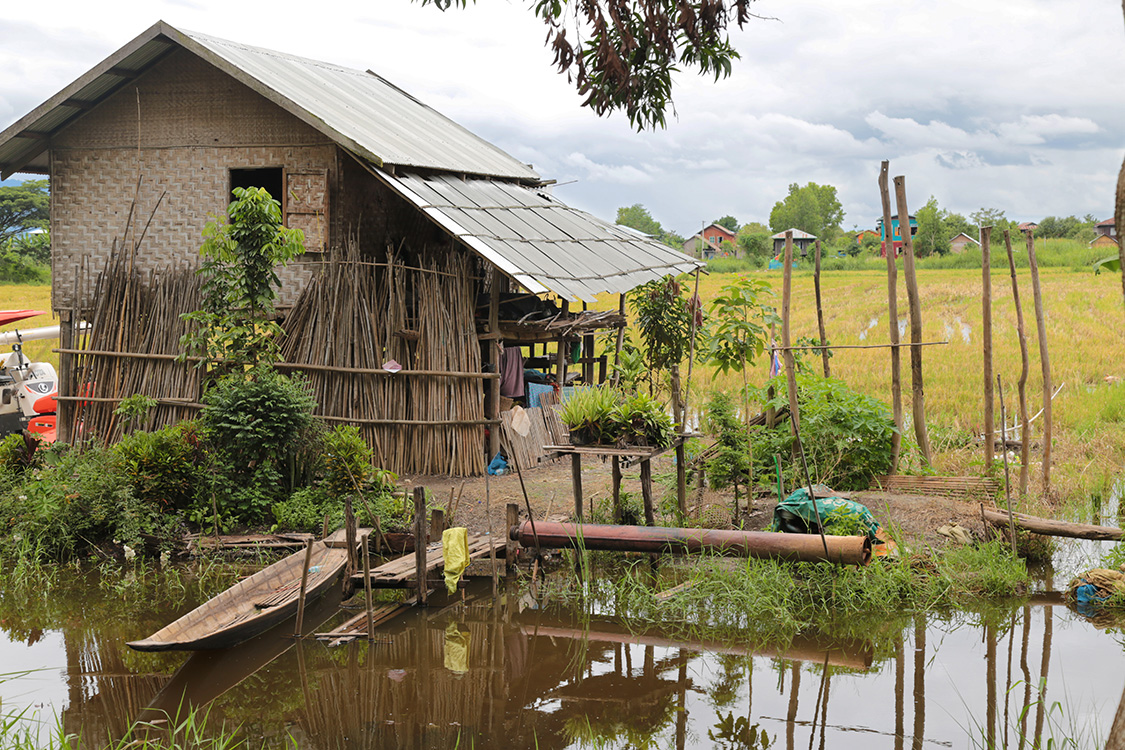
[405, 456, 989, 550]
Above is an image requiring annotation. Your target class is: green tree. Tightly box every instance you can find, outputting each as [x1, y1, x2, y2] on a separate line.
[914, 196, 950, 256]
[417, 1, 758, 129]
[616, 204, 664, 236]
[181, 187, 306, 370]
[768, 183, 844, 242]
[942, 211, 973, 240]
[0, 180, 49, 243]
[970, 207, 1018, 237]
[714, 215, 740, 233]
[736, 224, 771, 258]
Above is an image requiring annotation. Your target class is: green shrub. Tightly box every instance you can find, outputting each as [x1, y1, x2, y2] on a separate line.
[201, 365, 317, 524]
[113, 422, 206, 510]
[703, 391, 748, 490]
[0, 446, 177, 560]
[753, 374, 895, 490]
[272, 486, 333, 533]
[0, 432, 42, 477]
[322, 424, 372, 497]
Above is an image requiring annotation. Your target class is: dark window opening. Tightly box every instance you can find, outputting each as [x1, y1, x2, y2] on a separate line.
[230, 167, 284, 204]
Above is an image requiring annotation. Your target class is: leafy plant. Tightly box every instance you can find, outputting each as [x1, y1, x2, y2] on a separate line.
[181, 186, 305, 370]
[558, 387, 623, 445]
[752, 374, 895, 491]
[704, 391, 749, 490]
[0, 433, 41, 477]
[200, 365, 317, 524]
[113, 393, 159, 433]
[112, 422, 206, 511]
[611, 391, 675, 448]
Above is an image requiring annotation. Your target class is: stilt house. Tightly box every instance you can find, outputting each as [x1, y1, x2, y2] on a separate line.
[0, 21, 700, 475]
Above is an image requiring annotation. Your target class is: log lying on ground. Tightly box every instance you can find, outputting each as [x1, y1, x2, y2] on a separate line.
[981, 507, 1125, 541]
[510, 521, 871, 565]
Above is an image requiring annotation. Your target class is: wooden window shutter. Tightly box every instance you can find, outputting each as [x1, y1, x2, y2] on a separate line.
[284, 170, 329, 252]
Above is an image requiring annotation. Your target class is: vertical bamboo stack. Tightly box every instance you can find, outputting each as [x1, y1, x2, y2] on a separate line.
[70, 247, 202, 442]
[280, 241, 485, 476]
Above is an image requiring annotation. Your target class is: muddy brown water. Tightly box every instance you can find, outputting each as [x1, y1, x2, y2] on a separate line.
[1, 548, 1123, 750]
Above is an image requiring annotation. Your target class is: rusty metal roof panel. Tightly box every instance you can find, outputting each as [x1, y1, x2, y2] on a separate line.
[375, 169, 703, 302]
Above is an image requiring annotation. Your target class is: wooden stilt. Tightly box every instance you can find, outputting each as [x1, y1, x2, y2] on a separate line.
[612, 455, 623, 523]
[781, 231, 800, 442]
[505, 502, 519, 567]
[640, 459, 655, 526]
[361, 533, 374, 640]
[430, 508, 444, 542]
[571, 454, 584, 520]
[294, 539, 314, 638]
[413, 487, 428, 606]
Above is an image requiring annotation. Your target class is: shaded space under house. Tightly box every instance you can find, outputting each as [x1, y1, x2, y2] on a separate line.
[0, 21, 701, 476]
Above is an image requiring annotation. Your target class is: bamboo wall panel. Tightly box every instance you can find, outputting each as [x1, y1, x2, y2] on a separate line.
[280, 242, 486, 476]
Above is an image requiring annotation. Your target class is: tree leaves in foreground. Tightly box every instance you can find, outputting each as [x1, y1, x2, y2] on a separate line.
[416, 0, 762, 130]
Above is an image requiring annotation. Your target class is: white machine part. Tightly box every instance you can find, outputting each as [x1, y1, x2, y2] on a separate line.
[0, 326, 67, 441]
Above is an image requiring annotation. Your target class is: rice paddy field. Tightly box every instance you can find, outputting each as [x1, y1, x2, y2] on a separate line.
[6, 263, 1124, 506]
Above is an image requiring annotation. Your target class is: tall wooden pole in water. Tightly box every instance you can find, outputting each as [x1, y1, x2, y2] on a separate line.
[1004, 230, 1031, 496]
[413, 486, 428, 606]
[1025, 229, 1052, 497]
[981, 226, 994, 472]
[878, 162, 903, 472]
[893, 175, 932, 465]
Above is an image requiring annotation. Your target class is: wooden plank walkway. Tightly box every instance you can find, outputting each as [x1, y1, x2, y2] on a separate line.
[350, 533, 505, 589]
[870, 475, 999, 500]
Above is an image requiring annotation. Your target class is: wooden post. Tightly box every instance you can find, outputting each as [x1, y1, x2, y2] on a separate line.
[372, 515, 388, 555]
[344, 495, 357, 579]
[675, 440, 687, 519]
[430, 508, 444, 542]
[488, 279, 502, 458]
[555, 300, 570, 384]
[505, 502, 519, 566]
[1026, 229, 1052, 496]
[57, 313, 74, 444]
[893, 175, 931, 465]
[413, 486, 428, 606]
[781, 231, 800, 437]
[878, 162, 903, 472]
[813, 239, 830, 378]
[361, 533, 374, 640]
[582, 333, 595, 384]
[997, 377, 1018, 551]
[293, 539, 314, 637]
[1004, 230, 1031, 496]
[612, 294, 626, 387]
[485, 471, 498, 597]
[981, 226, 994, 472]
[640, 458, 655, 526]
[571, 453, 584, 520]
[611, 455, 623, 523]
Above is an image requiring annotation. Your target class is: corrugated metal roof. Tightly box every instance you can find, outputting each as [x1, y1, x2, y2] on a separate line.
[369, 167, 703, 302]
[1, 21, 539, 181]
[770, 228, 817, 240]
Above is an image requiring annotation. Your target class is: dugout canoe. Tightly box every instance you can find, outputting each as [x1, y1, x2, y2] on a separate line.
[127, 539, 350, 652]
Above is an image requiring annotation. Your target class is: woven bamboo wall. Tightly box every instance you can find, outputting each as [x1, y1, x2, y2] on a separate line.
[50, 49, 336, 311]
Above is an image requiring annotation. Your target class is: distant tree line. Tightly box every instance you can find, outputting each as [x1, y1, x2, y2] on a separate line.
[0, 180, 50, 283]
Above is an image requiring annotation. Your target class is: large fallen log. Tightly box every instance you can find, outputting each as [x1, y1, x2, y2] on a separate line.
[981, 506, 1125, 541]
[510, 521, 870, 565]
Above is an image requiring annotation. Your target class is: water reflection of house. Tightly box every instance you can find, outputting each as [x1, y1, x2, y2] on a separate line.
[0, 21, 700, 476]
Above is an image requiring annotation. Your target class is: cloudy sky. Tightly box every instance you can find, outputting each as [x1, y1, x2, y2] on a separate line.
[2, 0, 1122, 236]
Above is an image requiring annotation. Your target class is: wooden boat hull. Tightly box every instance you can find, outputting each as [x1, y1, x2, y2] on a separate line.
[128, 541, 348, 652]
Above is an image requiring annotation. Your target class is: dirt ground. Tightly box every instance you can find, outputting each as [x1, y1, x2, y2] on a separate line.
[403, 453, 990, 550]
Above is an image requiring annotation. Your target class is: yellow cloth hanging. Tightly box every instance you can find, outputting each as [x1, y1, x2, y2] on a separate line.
[442, 527, 470, 595]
